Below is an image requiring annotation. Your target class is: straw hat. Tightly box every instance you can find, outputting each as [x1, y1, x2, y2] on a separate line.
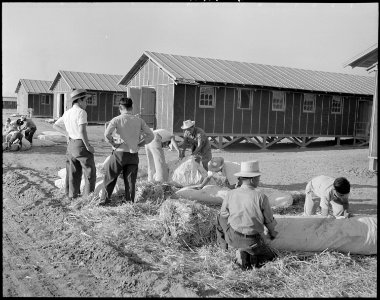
[181, 120, 195, 130]
[234, 160, 261, 177]
[208, 157, 224, 172]
[70, 89, 88, 102]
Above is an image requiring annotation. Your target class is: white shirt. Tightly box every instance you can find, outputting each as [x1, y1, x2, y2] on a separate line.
[54, 105, 87, 140]
[307, 175, 340, 210]
[207, 161, 240, 186]
[153, 129, 173, 143]
[105, 112, 154, 153]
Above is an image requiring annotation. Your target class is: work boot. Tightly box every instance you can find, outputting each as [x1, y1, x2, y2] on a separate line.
[98, 199, 111, 206]
[234, 250, 252, 270]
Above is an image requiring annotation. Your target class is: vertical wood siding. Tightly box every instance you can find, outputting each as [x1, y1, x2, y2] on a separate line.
[127, 59, 175, 132]
[173, 85, 369, 137]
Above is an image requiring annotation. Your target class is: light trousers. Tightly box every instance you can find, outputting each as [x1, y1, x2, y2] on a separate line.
[145, 133, 169, 183]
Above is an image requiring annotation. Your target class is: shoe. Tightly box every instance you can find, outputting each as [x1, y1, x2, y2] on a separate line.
[98, 199, 111, 206]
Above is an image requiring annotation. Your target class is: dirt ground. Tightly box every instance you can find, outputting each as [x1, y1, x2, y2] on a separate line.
[2, 111, 377, 297]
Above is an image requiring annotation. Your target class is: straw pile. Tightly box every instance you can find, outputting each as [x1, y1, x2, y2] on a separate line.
[158, 198, 219, 248]
[135, 181, 179, 205]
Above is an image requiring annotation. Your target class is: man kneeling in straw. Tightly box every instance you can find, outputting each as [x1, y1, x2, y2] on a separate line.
[216, 160, 278, 270]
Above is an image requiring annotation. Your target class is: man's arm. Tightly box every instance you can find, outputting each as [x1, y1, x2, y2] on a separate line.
[104, 121, 118, 148]
[170, 136, 181, 157]
[261, 195, 278, 239]
[53, 118, 67, 136]
[191, 133, 206, 156]
[320, 196, 330, 216]
[79, 124, 94, 153]
[137, 121, 154, 147]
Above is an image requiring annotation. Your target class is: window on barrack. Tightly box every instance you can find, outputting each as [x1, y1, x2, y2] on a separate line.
[86, 93, 97, 106]
[272, 91, 285, 111]
[199, 86, 215, 108]
[113, 93, 124, 107]
[303, 93, 316, 113]
[41, 95, 50, 105]
[331, 96, 342, 114]
[238, 88, 252, 110]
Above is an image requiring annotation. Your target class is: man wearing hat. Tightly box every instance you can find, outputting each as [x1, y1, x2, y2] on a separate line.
[53, 89, 96, 200]
[179, 119, 212, 171]
[189, 157, 241, 189]
[216, 160, 278, 270]
[20, 115, 37, 144]
[304, 175, 351, 218]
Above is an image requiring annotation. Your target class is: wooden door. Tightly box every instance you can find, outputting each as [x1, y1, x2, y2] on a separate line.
[140, 87, 156, 129]
[356, 100, 372, 137]
[128, 87, 141, 115]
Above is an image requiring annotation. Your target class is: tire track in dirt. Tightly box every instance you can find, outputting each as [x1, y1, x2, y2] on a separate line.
[2, 168, 111, 297]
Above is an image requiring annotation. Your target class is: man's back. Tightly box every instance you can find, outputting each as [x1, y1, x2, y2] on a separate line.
[107, 113, 153, 153]
[222, 186, 272, 235]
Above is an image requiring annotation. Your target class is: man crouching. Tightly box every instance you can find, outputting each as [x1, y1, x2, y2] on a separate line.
[215, 160, 278, 270]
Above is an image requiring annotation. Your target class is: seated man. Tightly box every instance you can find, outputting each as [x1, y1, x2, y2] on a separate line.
[303, 175, 351, 218]
[189, 157, 241, 189]
[216, 160, 278, 270]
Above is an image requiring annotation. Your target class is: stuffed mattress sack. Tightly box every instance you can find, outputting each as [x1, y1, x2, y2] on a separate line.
[176, 185, 230, 204]
[176, 185, 293, 208]
[170, 157, 208, 186]
[54, 156, 120, 197]
[265, 215, 377, 255]
[38, 131, 67, 143]
[32, 139, 57, 147]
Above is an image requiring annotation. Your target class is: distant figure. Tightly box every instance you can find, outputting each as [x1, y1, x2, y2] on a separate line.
[216, 160, 278, 270]
[145, 128, 181, 183]
[179, 120, 212, 171]
[21, 115, 37, 144]
[304, 175, 351, 218]
[4, 119, 24, 150]
[99, 97, 154, 206]
[53, 89, 96, 200]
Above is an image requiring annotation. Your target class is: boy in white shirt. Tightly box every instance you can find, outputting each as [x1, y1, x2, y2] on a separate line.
[304, 175, 351, 218]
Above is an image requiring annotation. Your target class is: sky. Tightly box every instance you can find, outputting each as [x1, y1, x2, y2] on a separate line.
[2, 2, 378, 97]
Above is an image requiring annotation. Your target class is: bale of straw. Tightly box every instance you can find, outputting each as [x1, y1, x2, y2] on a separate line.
[158, 198, 219, 247]
[135, 181, 178, 205]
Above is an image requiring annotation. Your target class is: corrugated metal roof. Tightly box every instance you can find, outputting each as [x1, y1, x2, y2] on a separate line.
[3, 97, 17, 102]
[119, 51, 375, 95]
[49, 70, 129, 92]
[343, 43, 378, 69]
[15, 79, 53, 94]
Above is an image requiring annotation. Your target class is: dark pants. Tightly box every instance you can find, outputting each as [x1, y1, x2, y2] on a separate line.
[102, 151, 139, 202]
[24, 127, 36, 144]
[65, 139, 96, 198]
[216, 213, 276, 269]
[191, 145, 212, 171]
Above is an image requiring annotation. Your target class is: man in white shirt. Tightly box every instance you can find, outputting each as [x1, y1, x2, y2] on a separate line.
[303, 175, 351, 218]
[145, 128, 181, 182]
[99, 97, 154, 206]
[53, 89, 96, 200]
